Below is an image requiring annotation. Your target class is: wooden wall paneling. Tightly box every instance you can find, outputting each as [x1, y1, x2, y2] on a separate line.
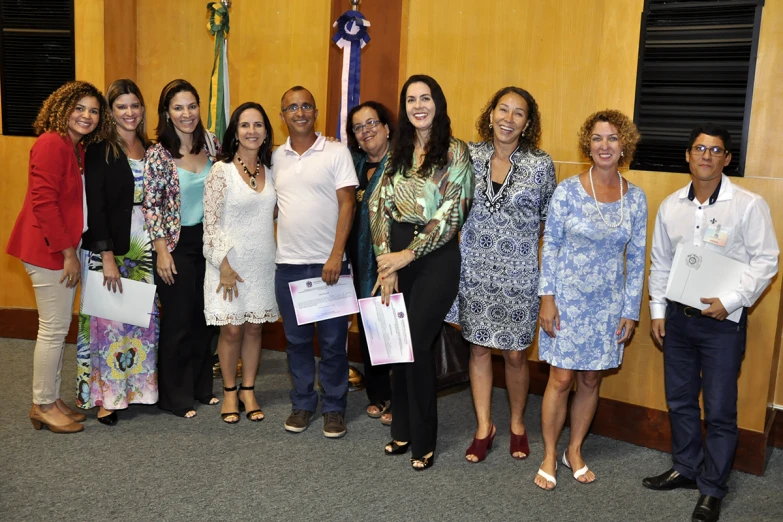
[325, 0, 404, 139]
[103, 0, 137, 86]
[0, 137, 38, 310]
[226, 1, 331, 144]
[74, 0, 106, 89]
[744, 0, 783, 179]
[135, 0, 216, 134]
[403, 0, 642, 158]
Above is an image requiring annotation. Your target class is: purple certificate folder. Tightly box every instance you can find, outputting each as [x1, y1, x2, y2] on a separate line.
[358, 294, 414, 365]
[288, 275, 359, 326]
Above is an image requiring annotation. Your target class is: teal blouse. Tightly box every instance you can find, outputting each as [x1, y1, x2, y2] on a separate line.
[178, 160, 212, 226]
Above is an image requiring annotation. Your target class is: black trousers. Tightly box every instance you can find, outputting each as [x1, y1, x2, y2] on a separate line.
[153, 224, 213, 412]
[663, 301, 747, 499]
[389, 222, 460, 458]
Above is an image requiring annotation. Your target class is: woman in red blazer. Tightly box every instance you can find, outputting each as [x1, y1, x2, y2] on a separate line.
[6, 81, 111, 433]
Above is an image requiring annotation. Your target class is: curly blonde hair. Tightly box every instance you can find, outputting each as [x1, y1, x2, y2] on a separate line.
[33, 81, 111, 145]
[578, 110, 640, 167]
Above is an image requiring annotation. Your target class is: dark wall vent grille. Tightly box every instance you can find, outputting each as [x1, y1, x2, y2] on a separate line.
[0, 0, 75, 137]
[631, 0, 764, 177]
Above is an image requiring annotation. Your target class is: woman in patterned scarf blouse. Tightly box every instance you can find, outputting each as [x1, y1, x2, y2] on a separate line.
[369, 74, 475, 471]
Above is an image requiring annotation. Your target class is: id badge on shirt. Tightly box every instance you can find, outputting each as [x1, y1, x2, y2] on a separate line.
[704, 223, 730, 248]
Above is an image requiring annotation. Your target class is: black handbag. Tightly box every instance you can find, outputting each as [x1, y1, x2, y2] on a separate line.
[434, 322, 471, 390]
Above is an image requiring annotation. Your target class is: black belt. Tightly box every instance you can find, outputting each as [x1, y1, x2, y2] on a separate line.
[669, 301, 706, 318]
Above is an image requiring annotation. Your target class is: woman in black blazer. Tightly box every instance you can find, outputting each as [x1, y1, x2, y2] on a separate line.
[77, 79, 159, 426]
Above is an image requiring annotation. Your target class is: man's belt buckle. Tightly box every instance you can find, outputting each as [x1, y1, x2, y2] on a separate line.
[683, 306, 701, 318]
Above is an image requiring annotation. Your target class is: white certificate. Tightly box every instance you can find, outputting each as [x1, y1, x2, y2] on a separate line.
[81, 271, 157, 328]
[358, 294, 414, 365]
[665, 243, 748, 322]
[288, 275, 359, 325]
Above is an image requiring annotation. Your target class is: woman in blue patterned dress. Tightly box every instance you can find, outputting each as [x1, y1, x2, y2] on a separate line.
[78, 79, 157, 426]
[455, 87, 556, 463]
[534, 110, 646, 490]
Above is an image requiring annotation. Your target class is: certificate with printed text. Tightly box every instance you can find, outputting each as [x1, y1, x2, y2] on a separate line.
[358, 294, 414, 365]
[289, 275, 359, 325]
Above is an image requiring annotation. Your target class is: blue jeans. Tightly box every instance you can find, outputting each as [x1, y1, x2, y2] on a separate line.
[663, 302, 747, 499]
[274, 263, 349, 414]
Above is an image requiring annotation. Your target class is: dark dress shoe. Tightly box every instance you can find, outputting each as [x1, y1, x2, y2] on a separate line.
[97, 411, 118, 426]
[642, 468, 697, 490]
[692, 494, 721, 522]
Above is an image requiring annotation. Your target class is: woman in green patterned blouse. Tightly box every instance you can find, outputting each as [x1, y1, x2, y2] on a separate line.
[369, 74, 475, 471]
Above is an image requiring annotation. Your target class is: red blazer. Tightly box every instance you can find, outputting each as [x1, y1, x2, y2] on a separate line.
[6, 132, 85, 270]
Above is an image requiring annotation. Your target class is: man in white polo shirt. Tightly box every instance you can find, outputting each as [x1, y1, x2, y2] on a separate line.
[272, 86, 358, 438]
[643, 123, 778, 522]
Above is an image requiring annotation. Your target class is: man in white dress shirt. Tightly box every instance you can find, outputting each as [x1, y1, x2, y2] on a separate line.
[642, 123, 778, 522]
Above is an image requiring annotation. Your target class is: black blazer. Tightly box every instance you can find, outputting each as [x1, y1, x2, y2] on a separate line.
[82, 141, 138, 256]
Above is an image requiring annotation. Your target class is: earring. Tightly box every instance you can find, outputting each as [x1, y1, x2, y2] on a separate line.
[166, 114, 170, 122]
[520, 130, 525, 137]
[621, 151, 625, 157]
[488, 123, 493, 129]
[386, 134, 390, 139]
[111, 119, 116, 126]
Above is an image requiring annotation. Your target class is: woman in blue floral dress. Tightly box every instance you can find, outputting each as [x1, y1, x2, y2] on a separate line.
[534, 110, 646, 490]
[452, 87, 556, 464]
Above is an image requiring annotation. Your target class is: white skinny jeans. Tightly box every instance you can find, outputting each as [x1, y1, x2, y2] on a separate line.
[23, 262, 77, 404]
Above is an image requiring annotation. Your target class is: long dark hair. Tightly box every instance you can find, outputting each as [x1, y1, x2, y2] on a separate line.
[476, 86, 542, 151]
[345, 101, 395, 153]
[155, 79, 206, 158]
[387, 74, 452, 177]
[218, 102, 274, 168]
[105, 79, 151, 160]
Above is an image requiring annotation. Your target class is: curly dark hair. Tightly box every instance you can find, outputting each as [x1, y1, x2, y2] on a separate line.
[32, 81, 111, 146]
[345, 101, 395, 153]
[218, 102, 274, 168]
[105, 79, 152, 160]
[387, 75, 452, 177]
[578, 110, 640, 167]
[155, 79, 207, 158]
[476, 86, 542, 151]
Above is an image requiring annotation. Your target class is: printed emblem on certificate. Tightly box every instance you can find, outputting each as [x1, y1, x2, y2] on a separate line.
[358, 294, 414, 365]
[288, 275, 359, 326]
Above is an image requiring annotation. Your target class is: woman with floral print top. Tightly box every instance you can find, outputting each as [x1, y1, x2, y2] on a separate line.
[369, 74, 474, 471]
[143, 79, 221, 418]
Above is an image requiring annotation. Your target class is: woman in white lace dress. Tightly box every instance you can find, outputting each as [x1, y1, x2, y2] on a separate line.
[203, 102, 279, 423]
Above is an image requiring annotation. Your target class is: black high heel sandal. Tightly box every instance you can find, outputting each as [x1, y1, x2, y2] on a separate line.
[411, 454, 435, 471]
[221, 386, 240, 424]
[384, 440, 411, 455]
[239, 385, 264, 422]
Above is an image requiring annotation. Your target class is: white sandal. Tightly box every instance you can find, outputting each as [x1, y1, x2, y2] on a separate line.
[535, 463, 557, 490]
[562, 449, 591, 482]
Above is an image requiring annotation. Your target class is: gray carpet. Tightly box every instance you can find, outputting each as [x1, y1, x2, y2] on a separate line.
[0, 338, 781, 522]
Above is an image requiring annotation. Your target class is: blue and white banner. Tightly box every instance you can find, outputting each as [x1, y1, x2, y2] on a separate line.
[332, 11, 370, 143]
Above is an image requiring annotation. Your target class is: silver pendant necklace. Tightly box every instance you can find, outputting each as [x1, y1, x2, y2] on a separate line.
[588, 166, 624, 228]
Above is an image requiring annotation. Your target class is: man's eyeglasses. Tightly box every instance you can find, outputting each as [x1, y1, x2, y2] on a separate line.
[352, 119, 382, 134]
[282, 103, 315, 113]
[691, 145, 728, 157]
